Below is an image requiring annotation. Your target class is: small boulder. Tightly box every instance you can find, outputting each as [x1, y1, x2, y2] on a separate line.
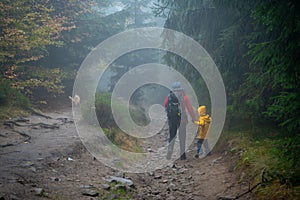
[82, 189, 99, 197]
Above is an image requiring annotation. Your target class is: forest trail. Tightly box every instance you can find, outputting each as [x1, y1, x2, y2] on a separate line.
[0, 108, 253, 200]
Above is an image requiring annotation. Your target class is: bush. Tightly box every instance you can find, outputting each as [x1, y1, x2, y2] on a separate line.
[80, 92, 147, 152]
[96, 102, 117, 128]
[81, 92, 148, 128]
[81, 93, 116, 127]
[0, 79, 30, 108]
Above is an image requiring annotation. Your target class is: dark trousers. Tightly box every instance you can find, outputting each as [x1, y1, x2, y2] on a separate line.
[167, 120, 187, 159]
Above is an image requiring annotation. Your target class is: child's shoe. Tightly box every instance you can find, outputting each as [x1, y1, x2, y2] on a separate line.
[195, 152, 203, 158]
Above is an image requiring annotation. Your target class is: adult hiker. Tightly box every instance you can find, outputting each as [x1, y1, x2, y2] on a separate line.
[164, 82, 196, 160]
[194, 105, 212, 158]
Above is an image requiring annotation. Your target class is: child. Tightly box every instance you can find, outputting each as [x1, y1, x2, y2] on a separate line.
[194, 105, 212, 158]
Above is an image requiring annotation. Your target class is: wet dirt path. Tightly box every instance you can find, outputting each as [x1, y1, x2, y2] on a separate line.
[0, 109, 253, 200]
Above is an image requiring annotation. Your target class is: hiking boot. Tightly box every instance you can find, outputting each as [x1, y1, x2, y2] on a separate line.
[206, 152, 212, 156]
[194, 154, 199, 158]
[180, 153, 186, 160]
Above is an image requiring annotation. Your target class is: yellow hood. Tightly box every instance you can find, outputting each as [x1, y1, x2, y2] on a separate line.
[198, 106, 206, 116]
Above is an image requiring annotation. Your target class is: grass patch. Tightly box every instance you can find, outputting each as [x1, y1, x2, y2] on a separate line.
[98, 182, 134, 200]
[0, 79, 31, 120]
[215, 124, 300, 199]
[81, 92, 147, 153]
[103, 128, 144, 153]
[0, 105, 30, 120]
[237, 137, 300, 199]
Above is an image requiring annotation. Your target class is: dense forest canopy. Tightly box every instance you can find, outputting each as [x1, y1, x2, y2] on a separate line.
[0, 0, 97, 100]
[0, 0, 159, 104]
[154, 0, 300, 134]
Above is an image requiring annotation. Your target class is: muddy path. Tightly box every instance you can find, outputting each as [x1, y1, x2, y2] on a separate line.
[0, 108, 254, 200]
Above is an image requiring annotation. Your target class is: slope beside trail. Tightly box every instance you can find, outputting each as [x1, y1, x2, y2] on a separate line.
[0, 108, 254, 200]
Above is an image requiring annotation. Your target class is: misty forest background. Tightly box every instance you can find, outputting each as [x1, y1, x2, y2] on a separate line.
[0, 0, 299, 198]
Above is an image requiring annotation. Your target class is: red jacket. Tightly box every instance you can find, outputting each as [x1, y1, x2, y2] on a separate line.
[164, 90, 196, 122]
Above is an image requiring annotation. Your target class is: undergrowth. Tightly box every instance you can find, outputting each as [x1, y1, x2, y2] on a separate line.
[81, 92, 146, 153]
[103, 128, 143, 153]
[0, 105, 30, 120]
[0, 79, 31, 119]
[98, 181, 134, 200]
[216, 123, 300, 199]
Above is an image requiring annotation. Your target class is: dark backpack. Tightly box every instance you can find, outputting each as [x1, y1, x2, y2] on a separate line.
[166, 92, 182, 125]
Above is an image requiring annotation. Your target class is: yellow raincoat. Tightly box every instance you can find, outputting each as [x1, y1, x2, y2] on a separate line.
[194, 106, 211, 139]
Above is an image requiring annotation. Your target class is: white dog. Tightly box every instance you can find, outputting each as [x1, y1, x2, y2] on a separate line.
[69, 94, 80, 106]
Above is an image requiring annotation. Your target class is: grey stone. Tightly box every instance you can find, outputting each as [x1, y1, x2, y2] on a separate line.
[149, 172, 155, 176]
[181, 168, 188, 172]
[187, 175, 193, 180]
[114, 184, 127, 191]
[82, 189, 99, 197]
[195, 171, 205, 175]
[167, 183, 177, 191]
[162, 179, 168, 183]
[104, 176, 134, 187]
[30, 166, 36, 172]
[33, 188, 44, 196]
[102, 184, 111, 190]
[154, 175, 162, 179]
[80, 184, 93, 189]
